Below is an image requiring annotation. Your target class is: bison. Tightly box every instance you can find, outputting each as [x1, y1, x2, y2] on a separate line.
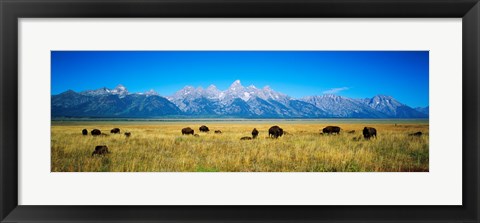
[110, 128, 120, 134]
[92, 145, 109, 156]
[194, 134, 200, 137]
[240, 136, 252, 140]
[347, 130, 355, 134]
[363, 127, 377, 139]
[91, 129, 101, 136]
[322, 126, 341, 134]
[268, 126, 283, 139]
[182, 127, 194, 135]
[124, 132, 131, 137]
[199, 125, 210, 132]
[82, 129, 88, 135]
[214, 130, 222, 134]
[252, 128, 259, 139]
[409, 131, 423, 137]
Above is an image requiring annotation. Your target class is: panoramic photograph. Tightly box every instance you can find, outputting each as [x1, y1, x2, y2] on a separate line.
[51, 51, 429, 172]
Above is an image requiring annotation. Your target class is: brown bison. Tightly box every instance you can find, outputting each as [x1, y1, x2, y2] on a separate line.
[91, 129, 101, 136]
[363, 127, 377, 139]
[110, 128, 120, 134]
[322, 126, 341, 134]
[252, 128, 259, 139]
[92, 145, 109, 156]
[82, 129, 88, 135]
[199, 125, 210, 132]
[268, 126, 283, 139]
[347, 130, 355, 134]
[409, 131, 423, 137]
[182, 127, 194, 135]
[240, 136, 252, 140]
[194, 134, 200, 137]
[124, 132, 131, 137]
[214, 130, 222, 134]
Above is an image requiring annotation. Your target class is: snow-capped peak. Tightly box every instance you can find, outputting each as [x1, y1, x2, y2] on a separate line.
[169, 80, 290, 104]
[80, 85, 121, 97]
[228, 80, 244, 90]
[321, 94, 345, 100]
[369, 95, 401, 106]
[207, 84, 218, 91]
[115, 84, 126, 90]
[108, 84, 129, 98]
[145, 89, 159, 96]
[179, 86, 196, 94]
[204, 85, 222, 99]
[362, 94, 405, 116]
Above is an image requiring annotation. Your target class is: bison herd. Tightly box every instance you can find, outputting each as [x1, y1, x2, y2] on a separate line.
[180, 125, 285, 140]
[83, 125, 423, 141]
[178, 125, 420, 141]
[83, 124, 424, 157]
[81, 127, 130, 156]
[83, 128, 131, 137]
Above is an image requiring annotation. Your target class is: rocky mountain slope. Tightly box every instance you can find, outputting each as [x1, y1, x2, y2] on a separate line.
[52, 81, 428, 118]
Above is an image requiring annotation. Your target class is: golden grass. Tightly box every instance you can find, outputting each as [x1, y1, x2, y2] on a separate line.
[51, 121, 429, 172]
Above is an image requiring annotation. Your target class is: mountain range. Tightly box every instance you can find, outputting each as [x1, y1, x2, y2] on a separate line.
[51, 80, 429, 118]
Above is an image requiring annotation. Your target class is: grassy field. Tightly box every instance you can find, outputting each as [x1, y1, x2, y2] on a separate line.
[51, 120, 429, 172]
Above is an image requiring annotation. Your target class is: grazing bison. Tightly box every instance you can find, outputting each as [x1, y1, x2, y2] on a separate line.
[214, 130, 222, 134]
[82, 129, 88, 135]
[124, 132, 131, 137]
[252, 128, 259, 139]
[91, 129, 101, 136]
[182, 127, 194, 135]
[347, 130, 355, 134]
[92, 145, 109, 156]
[240, 136, 252, 140]
[409, 131, 423, 137]
[268, 126, 283, 139]
[194, 134, 200, 137]
[322, 126, 341, 134]
[199, 125, 210, 132]
[363, 127, 377, 139]
[110, 128, 120, 134]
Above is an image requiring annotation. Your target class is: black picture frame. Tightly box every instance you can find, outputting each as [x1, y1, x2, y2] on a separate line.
[1, 0, 479, 222]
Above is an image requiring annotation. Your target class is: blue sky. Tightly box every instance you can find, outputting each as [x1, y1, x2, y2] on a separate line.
[51, 51, 429, 107]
